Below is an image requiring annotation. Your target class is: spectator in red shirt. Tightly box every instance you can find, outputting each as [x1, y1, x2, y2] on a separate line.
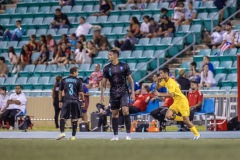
[56, 43, 71, 64]
[188, 80, 203, 121]
[19, 44, 32, 71]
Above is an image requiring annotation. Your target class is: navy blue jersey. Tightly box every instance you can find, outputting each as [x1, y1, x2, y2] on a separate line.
[103, 62, 131, 97]
[59, 76, 83, 101]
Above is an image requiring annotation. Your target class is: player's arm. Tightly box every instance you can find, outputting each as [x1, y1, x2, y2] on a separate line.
[58, 80, 64, 108]
[101, 77, 107, 103]
[127, 75, 135, 101]
[154, 91, 175, 98]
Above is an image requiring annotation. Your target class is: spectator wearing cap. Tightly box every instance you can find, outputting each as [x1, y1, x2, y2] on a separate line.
[147, 17, 159, 38]
[199, 64, 216, 88]
[188, 80, 203, 121]
[234, 28, 240, 49]
[176, 69, 190, 91]
[0, 57, 8, 78]
[51, 8, 70, 29]
[75, 17, 101, 37]
[218, 22, 235, 52]
[114, 30, 138, 51]
[2, 20, 25, 41]
[140, 15, 150, 37]
[157, 15, 175, 37]
[93, 29, 111, 51]
[182, 1, 197, 25]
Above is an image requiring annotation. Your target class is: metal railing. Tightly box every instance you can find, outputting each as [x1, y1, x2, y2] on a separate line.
[211, 0, 239, 33]
[131, 32, 196, 83]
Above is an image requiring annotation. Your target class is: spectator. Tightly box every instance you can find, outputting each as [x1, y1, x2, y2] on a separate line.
[157, 15, 175, 37]
[199, 64, 216, 88]
[93, 29, 111, 51]
[73, 41, 91, 64]
[188, 80, 203, 122]
[0, 57, 8, 78]
[69, 33, 78, 52]
[86, 41, 98, 57]
[2, 20, 25, 41]
[199, 56, 214, 73]
[50, 8, 70, 29]
[19, 44, 32, 71]
[59, 0, 75, 6]
[214, 0, 226, 22]
[92, 0, 114, 16]
[185, 62, 200, 83]
[52, 75, 62, 128]
[38, 35, 47, 52]
[89, 64, 103, 88]
[75, 17, 101, 37]
[0, 85, 27, 130]
[182, 1, 197, 25]
[56, 43, 71, 65]
[79, 35, 87, 49]
[129, 16, 141, 38]
[140, 15, 150, 37]
[58, 34, 70, 45]
[46, 34, 56, 53]
[218, 22, 235, 52]
[114, 30, 138, 51]
[147, 17, 159, 38]
[234, 28, 240, 48]
[28, 34, 38, 52]
[129, 81, 141, 94]
[176, 69, 190, 91]
[118, 0, 145, 10]
[150, 74, 167, 93]
[34, 45, 50, 65]
[0, 86, 9, 114]
[8, 47, 19, 74]
[203, 24, 225, 49]
[81, 82, 90, 122]
[171, 3, 184, 26]
[150, 97, 174, 131]
[160, 8, 168, 18]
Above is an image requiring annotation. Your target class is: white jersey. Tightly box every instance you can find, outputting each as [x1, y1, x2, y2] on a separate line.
[7, 92, 27, 112]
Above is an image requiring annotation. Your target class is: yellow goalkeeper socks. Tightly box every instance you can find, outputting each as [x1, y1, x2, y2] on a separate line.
[190, 126, 200, 136]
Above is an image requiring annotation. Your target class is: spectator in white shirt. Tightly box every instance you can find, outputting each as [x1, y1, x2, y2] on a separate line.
[199, 64, 216, 88]
[0, 85, 27, 130]
[182, 1, 197, 25]
[140, 15, 150, 37]
[234, 29, 240, 49]
[0, 86, 9, 113]
[72, 41, 91, 64]
[171, 2, 184, 26]
[218, 22, 235, 52]
[204, 24, 225, 49]
[75, 17, 101, 37]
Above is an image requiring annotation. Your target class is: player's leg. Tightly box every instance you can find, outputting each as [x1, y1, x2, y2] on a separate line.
[71, 119, 78, 140]
[69, 101, 81, 140]
[110, 98, 120, 141]
[166, 104, 183, 121]
[56, 103, 69, 140]
[121, 94, 131, 140]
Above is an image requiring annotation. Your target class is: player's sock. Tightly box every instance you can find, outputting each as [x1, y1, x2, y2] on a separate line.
[60, 119, 65, 133]
[72, 121, 77, 136]
[124, 115, 131, 134]
[174, 115, 183, 121]
[190, 126, 199, 136]
[112, 118, 118, 135]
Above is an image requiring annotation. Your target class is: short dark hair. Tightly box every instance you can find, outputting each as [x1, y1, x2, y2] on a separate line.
[0, 86, 7, 91]
[71, 33, 76, 37]
[190, 61, 197, 68]
[143, 15, 150, 20]
[160, 67, 170, 74]
[110, 49, 119, 57]
[0, 56, 5, 63]
[216, 23, 222, 28]
[143, 85, 150, 92]
[204, 56, 210, 61]
[160, 8, 168, 13]
[70, 67, 78, 74]
[55, 8, 61, 12]
[191, 80, 198, 85]
[16, 85, 22, 89]
[16, 20, 21, 23]
[149, 17, 155, 21]
[80, 17, 86, 21]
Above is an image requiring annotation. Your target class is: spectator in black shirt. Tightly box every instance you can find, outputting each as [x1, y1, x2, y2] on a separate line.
[101, 49, 135, 141]
[176, 69, 190, 91]
[51, 8, 70, 29]
[157, 15, 175, 37]
[56, 67, 85, 140]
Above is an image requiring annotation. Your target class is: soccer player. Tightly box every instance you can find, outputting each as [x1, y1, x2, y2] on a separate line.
[101, 49, 135, 141]
[56, 67, 85, 140]
[154, 68, 200, 140]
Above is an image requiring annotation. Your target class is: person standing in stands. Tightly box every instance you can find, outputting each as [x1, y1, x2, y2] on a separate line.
[52, 75, 62, 129]
[101, 49, 135, 141]
[188, 80, 203, 122]
[154, 68, 200, 140]
[0, 85, 27, 130]
[56, 67, 85, 140]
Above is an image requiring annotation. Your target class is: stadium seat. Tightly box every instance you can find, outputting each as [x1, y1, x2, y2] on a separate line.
[68, 17, 76, 24]
[32, 17, 44, 26]
[27, 6, 39, 14]
[15, 77, 28, 85]
[79, 64, 90, 77]
[61, 6, 72, 13]
[71, 5, 83, 13]
[192, 12, 208, 25]
[119, 51, 132, 62]
[101, 27, 112, 35]
[31, 52, 41, 62]
[135, 38, 150, 50]
[47, 29, 57, 36]
[223, 48, 237, 56]
[219, 61, 233, 68]
[36, 29, 47, 36]
[19, 64, 35, 77]
[111, 27, 123, 34]
[86, 16, 97, 24]
[187, 24, 202, 44]
[34, 77, 50, 89]
[232, 61, 237, 67]
[6, 41, 18, 49]
[93, 51, 108, 64]
[96, 16, 108, 23]
[82, 5, 94, 12]
[107, 15, 119, 23]
[198, 49, 211, 56]
[118, 15, 130, 22]
[0, 78, 5, 85]
[50, 6, 61, 13]
[44, 76, 55, 89]
[4, 77, 17, 90]
[226, 73, 237, 81]
[138, 50, 153, 63]
[38, 6, 50, 13]
[42, 17, 53, 25]
[0, 19, 10, 25]
[127, 50, 143, 63]
[214, 73, 227, 85]
[29, 90, 42, 97]
[57, 28, 69, 35]
[15, 7, 27, 14]
[68, 28, 77, 35]
[42, 64, 57, 76]
[128, 63, 137, 71]
[132, 62, 148, 81]
[33, 64, 47, 77]
[180, 62, 190, 69]
[24, 29, 37, 37]
[211, 61, 220, 68]
[149, 38, 160, 45]
[146, 3, 159, 10]
[52, 65, 67, 76]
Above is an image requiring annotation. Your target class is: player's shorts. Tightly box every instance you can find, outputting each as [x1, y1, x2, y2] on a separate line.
[110, 93, 129, 110]
[169, 100, 190, 117]
[60, 100, 82, 119]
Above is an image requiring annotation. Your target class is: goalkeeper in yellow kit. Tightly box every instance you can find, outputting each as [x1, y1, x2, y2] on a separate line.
[154, 68, 200, 140]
